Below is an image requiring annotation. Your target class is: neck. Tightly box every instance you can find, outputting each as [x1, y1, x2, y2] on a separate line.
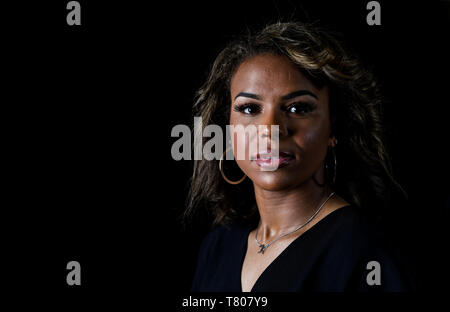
[254, 178, 331, 242]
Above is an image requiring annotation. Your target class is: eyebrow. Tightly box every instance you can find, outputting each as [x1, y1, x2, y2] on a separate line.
[281, 90, 318, 100]
[233, 89, 318, 101]
[234, 92, 262, 101]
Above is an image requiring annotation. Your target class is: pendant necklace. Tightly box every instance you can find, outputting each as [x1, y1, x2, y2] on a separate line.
[255, 191, 335, 254]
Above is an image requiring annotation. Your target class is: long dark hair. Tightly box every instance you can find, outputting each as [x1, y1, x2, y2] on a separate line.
[185, 21, 405, 228]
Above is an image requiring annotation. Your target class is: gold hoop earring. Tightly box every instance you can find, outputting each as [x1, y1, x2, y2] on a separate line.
[327, 147, 337, 185]
[218, 147, 247, 185]
[312, 145, 337, 187]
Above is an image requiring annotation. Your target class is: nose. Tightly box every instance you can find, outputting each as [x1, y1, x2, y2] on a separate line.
[259, 109, 287, 140]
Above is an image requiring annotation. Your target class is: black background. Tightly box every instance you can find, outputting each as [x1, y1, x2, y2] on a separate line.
[6, 0, 450, 306]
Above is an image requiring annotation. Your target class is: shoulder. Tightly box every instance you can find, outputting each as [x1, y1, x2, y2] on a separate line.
[191, 221, 250, 291]
[318, 205, 411, 291]
[199, 222, 250, 255]
[315, 205, 370, 243]
[319, 205, 387, 256]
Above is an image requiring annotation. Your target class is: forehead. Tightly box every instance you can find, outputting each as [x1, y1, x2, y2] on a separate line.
[230, 53, 319, 98]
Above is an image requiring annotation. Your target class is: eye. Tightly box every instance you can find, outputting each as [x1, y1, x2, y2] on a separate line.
[285, 102, 315, 116]
[233, 103, 261, 115]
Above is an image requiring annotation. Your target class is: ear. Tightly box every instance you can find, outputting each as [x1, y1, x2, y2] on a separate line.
[329, 115, 337, 147]
[328, 135, 337, 148]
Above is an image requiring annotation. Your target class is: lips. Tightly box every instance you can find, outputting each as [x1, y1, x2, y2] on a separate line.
[253, 151, 295, 169]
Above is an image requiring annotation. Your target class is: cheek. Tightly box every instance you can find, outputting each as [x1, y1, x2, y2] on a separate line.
[229, 111, 249, 127]
[229, 129, 243, 168]
[293, 118, 331, 159]
[229, 112, 253, 160]
[301, 126, 322, 146]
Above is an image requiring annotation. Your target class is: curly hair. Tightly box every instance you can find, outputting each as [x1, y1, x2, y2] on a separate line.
[185, 21, 405, 228]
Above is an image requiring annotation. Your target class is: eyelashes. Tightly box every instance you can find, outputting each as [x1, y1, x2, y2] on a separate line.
[233, 103, 261, 115]
[233, 102, 316, 116]
[285, 102, 316, 115]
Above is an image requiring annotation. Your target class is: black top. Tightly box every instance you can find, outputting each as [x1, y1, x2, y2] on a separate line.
[191, 205, 409, 292]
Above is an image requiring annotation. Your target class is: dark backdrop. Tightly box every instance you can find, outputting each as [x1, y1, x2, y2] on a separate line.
[7, 0, 450, 303]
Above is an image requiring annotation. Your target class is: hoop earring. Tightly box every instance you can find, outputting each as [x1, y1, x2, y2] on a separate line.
[312, 146, 337, 187]
[328, 147, 337, 185]
[218, 147, 247, 185]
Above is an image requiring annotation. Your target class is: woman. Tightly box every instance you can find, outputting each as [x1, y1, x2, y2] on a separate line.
[187, 21, 410, 292]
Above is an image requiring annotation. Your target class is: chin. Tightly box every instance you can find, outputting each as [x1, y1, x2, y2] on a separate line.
[250, 171, 303, 192]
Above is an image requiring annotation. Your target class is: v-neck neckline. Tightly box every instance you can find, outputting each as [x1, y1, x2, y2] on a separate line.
[239, 205, 352, 292]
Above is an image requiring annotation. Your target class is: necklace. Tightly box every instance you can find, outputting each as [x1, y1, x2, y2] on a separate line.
[255, 191, 335, 254]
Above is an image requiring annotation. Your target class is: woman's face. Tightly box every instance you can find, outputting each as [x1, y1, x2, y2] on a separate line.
[229, 53, 335, 191]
